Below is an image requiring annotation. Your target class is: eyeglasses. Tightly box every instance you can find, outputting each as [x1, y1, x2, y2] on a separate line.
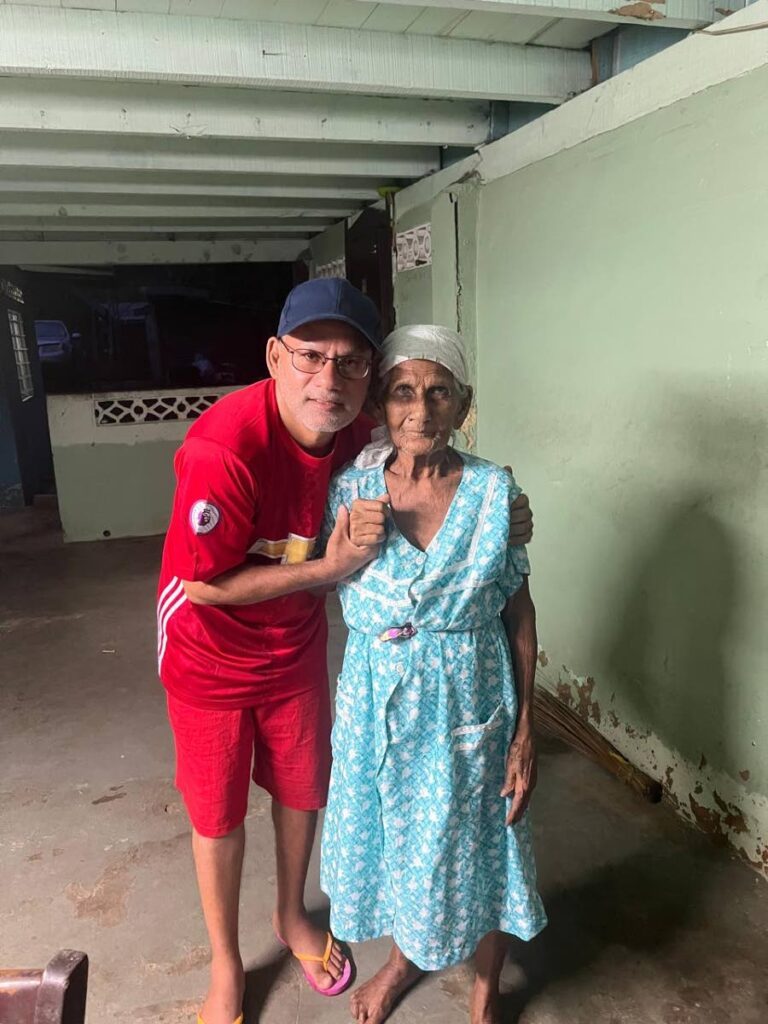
[278, 336, 371, 381]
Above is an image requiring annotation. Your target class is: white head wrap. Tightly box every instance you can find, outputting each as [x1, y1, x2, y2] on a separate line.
[378, 324, 469, 385]
[354, 324, 469, 469]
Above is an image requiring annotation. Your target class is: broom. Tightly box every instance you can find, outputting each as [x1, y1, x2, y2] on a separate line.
[533, 685, 663, 804]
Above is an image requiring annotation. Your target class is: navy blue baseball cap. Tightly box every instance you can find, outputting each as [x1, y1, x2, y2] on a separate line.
[277, 278, 382, 350]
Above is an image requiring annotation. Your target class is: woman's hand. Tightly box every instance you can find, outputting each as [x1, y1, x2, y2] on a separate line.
[349, 494, 390, 547]
[501, 723, 537, 825]
[325, 504, 380, 581]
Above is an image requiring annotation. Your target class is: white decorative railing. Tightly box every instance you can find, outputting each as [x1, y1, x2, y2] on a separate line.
[313, 256, 347, 279]
[48, 386, 237, 448]
[94, 392, 223, 426]
[396, 223, 432, 272]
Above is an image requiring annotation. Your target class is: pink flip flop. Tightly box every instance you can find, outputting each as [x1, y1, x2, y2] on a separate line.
[275, 928, 353, 997]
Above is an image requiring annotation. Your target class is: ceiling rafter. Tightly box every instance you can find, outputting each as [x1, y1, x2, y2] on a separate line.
[0, 79, 492, 148]
[0, 5, 591, 104]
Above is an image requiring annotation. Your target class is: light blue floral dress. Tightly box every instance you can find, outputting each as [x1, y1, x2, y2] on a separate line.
[320, 451, 547, 971]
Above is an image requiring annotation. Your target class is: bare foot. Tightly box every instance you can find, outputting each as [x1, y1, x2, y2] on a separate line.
[199, 954, 244, 1024]
[350, 945, 422, 1024]
[273, 910, 347, 991]
[470, 979, 501, 1024]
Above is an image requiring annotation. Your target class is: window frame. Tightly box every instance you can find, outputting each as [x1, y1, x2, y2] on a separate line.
[7, 309, 34, 402]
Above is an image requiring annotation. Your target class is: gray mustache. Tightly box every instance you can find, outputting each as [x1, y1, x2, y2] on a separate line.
[311, 392, 347, 405]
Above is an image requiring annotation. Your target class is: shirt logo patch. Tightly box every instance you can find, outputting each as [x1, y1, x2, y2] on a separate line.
[189, 500, 220, 535]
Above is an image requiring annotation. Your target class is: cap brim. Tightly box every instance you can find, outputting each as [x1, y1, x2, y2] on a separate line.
[280, 312, 381, 350]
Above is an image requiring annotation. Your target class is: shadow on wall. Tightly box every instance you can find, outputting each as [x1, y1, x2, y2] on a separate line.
[605, 495, 737, 773]
[603, 382, 764, 789]
[496, 384, 767, 1021]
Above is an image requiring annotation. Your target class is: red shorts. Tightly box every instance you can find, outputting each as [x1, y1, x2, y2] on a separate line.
[167, 685, 332, 838]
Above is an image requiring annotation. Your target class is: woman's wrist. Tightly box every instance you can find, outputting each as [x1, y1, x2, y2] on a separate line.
[515, 709, 534, 736]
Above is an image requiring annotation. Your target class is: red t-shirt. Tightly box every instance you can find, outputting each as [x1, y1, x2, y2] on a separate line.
[157, 378, 375, 709]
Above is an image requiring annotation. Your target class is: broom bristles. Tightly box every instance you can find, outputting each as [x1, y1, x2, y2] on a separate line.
[534, 686, 663, 803]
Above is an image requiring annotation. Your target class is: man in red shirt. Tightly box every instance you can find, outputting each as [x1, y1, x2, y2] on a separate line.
[158, 279, 533, 1024]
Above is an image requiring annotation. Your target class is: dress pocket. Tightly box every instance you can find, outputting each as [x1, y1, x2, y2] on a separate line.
[449, 702, 509, 802]
[450, 702, 506, 751]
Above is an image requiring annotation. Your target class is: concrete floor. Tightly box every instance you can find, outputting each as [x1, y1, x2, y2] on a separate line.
[1, 507, 767, 1024]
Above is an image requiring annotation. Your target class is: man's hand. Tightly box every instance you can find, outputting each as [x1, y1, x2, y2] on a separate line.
[182, 504, 380, 606]
[349, 494, 390, 548]
[325, 504, 380, 581]
[510, 492, 533, 545]
[503, 467, 533, 545]
[501, 723, 537, 825]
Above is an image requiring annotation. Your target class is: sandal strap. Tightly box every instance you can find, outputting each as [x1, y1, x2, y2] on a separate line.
[291, 932, 334, 972]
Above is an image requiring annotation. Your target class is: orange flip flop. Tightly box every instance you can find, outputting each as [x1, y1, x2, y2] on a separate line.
[197, 1015, 243, 1024]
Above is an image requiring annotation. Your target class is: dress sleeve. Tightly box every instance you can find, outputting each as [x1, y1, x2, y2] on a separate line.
[499, 471, 531, 598]
[164, 437, 258, 582]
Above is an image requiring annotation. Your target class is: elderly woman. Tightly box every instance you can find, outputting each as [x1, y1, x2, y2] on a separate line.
[320, 325, 547, 1024]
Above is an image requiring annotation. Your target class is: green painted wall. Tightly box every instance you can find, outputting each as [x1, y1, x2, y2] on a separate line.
[393, 67, 768, 870]
[53, 440, 179, 542]
[310, 221, 346, 270]
[393, 199, 434, 326]
[394, 186, 480, 449]
[46, 390, 234, 543]
[474, 69, 768, 868]
[394, 263, 433, 325]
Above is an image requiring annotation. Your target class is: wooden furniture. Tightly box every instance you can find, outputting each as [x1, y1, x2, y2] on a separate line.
[0, 950, 88, 1024]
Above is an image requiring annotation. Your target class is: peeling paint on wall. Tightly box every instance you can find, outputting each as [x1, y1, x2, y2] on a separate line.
[537, 661, 768, 878]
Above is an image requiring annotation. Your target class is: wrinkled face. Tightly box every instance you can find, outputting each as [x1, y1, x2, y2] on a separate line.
[379, 359, 471, 458]
[267, 320, 373, 435]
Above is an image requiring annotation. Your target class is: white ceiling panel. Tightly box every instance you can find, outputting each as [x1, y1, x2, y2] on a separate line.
[4, 0, 730, 33]
[220, 0, 328, 24]
[62, 0, 116, 9]
[315, 1, 379, 29]
[168, 0, 222, 16]
[361, 3, 425, 30]
[532, 16, 613, 48]
[404, 7, 470, 33]
[117, 1, 171, 13]
[447, 10, 556, 42]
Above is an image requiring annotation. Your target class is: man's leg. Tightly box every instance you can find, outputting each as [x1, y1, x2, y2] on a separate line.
[193, 826, 246, 1024]
[271, 801, 346, 988]
[167, 695, 253, 1024]
[255, 678, 348, 990]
